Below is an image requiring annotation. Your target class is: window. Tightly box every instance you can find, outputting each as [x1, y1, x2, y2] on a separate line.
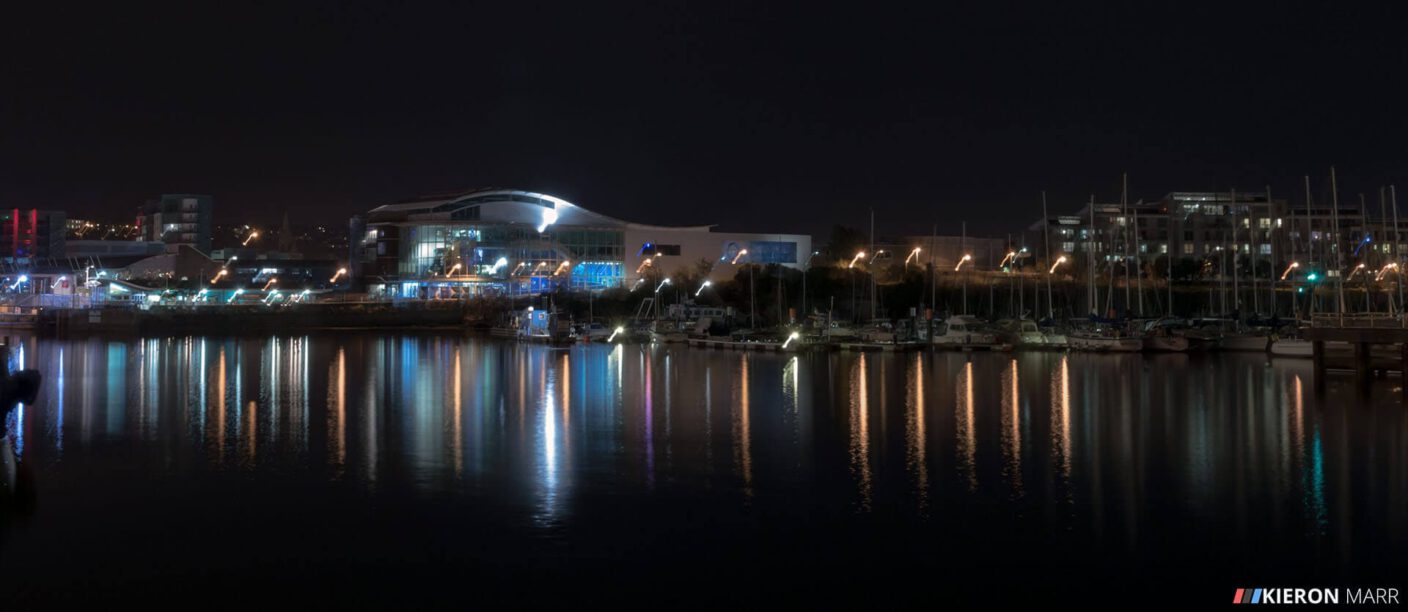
[1259, 244, 1272, 255]
[639, 243, 681, 256]
[1183, 243, 1195, 255]
[746, 241, 797, 264]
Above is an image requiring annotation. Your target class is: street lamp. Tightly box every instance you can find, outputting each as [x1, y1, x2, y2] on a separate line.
[848, 251, 866, 269]
[1048, 255, 1068, 274]
[242, 231, 260, 246]
[1375, 263, 1399, 282]
[954, 254, 973, 272]
[210, 269, 228, 285]
[1280, 261, 1300, 281]
[227, 288, 244, 304]
[262, 278, 278, 291]
[868, 249, 886, 264]
[631, 278, 646, 291]
[607, 326, 625, 343]
[695, 280, 712, 297]
[731, 249, 749, 265]
[1346, 262, 1366, 281]
[782, 331, 801, 349]
[553, 260, 571, 276]
[904, 247, 922, 268]
[445, 263, 462, 277]
[330, 267, 347, 283]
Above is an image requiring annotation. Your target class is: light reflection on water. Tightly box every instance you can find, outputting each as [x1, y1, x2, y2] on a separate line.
[2, 333, 1407, 592]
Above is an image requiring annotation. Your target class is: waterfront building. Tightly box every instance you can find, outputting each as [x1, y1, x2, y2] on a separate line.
[352, 188, 811, 298]
[138, 194, 213, 253]
[0, 208, 66, 264]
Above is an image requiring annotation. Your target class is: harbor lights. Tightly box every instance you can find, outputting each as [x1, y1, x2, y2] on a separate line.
[329, 267, 347, 283]
[227, 288, 245, 303]
[1049, 255, 1068, 274]
[695, 280, 712, 297]
[261, 278, 278, 291]
[445, 263, 462, 277]
[607, 326, 625, 342]
[210, 269, 228, 284]
[1346, 262, 1367, 281]
[954, 253, 973, 272]
[1375, 263, 1399, 281]
[731, 249, 749, 265]
[848, 251, 866, 269]
[655, 278, 671, 293]
[242, 230, 260, 246]
[782, 331, 801, 349]
[904, 247, 922, 269]
[553, 260, 571, 276]
[1281, 261, 1300, 280]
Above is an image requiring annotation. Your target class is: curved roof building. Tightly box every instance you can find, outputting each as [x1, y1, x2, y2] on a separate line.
[353, 188, 810, 299]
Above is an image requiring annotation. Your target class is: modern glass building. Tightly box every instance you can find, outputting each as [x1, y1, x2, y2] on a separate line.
[352, 188, 811, 298]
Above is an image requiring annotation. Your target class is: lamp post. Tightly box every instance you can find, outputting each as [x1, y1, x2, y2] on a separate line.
[1047, 255, 1067, 320]
[695, 280, 712, 297]
[242, 231, 260, 247]
[654, 278, 670, 320]
[848, 251, 865, 324]
[955, 254, 973, 315]
[330, 267, 347, 284]
[801, 251, 819, 324]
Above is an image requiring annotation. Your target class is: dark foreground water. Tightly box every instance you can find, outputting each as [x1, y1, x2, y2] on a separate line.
[0, 335, 1404, 606]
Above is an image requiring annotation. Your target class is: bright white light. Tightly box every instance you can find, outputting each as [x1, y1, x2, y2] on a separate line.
[695, 280, 712, 297]
[490, 257, 509, 273]
[607, 326, 625, 342]
[782, 331, 800, 349]
[955, 254, 973, 272]
[848, 252, 866, 268]
[227, 289, 244, 303]
[1281, 261, 1300, 280]
[537, 208, 559, 233]
[655, 278, 670, 292]
[1049, 255, 1067, 274]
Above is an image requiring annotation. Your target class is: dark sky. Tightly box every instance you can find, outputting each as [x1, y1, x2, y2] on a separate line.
[3, 1, 1407, 237]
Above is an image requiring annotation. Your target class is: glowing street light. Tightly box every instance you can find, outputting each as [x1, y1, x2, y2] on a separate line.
[1048, 255, 1068, 274]
[210, 269, 228, 284]
[999, 250, 1017, 268]
[655, 278, 671, 292]
[868, 249, 886, 264]
[264, 289, 281, 304]
[954, 254, 973, 272]
[261, 278, 278, 291]
[444, 263, 462, 277]
[848, 251, 866, 269]
[631, 278, 646, 291]
[553, 260, 571, 276]
[330, 267, 347, 283]
[904, 247, 922, 266]
[635, 258, 654, 274]
[1375, 262, 1399, 281]
[9, 275, 27, 290]
[730, 249, 749, 265]
[489, 257, 509, 273]
[1280, 261, 1300, 280]
[1346, 262, 1367, 281]
[695, 280, 712, 297]
[227, 288, 244, 303]
[242, 231, 260, 246]
[607, 326, 625, 343]
[782, 331, 801, 349]
[197, 287, 209, 301]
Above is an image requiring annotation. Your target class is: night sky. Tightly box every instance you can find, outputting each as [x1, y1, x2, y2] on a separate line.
[4, 2, 1407, 237]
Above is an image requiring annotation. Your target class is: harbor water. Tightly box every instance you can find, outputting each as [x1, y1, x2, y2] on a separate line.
[0, 334, 1404, 605]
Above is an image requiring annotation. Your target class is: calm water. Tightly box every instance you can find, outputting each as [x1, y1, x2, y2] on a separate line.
[0, 335, 1404, 605]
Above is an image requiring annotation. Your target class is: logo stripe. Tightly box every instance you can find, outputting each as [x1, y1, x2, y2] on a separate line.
[1234, 588, 1245, 604]
[1253, 588, 1263, 604]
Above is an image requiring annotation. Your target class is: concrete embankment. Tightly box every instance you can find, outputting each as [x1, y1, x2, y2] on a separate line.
[42, 302, 476, 336]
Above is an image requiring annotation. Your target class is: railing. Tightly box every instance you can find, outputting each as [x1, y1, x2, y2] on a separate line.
[1311, 313, 1408, 329]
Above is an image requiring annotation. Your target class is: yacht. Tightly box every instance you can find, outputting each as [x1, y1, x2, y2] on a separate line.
[996, 319, 1067, 350]
[1068, 325, 1142, 352]
[932, 315, 1001, 350]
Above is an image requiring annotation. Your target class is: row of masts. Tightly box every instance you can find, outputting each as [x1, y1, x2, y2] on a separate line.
[892, 167, 1407, 323]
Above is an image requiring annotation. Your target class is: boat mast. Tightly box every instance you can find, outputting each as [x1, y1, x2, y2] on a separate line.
[1122, 173, 1130, 313]
[1331, 166, 1345, 323]
[1381, 188, 1390, 314]
[1043, 191, 1054, 320]
[1394, 185, 1404, 316]
[1250, 188, 1259, 316]
[1134, 204, 1144, 316]
[1266, 185, 1275, 317]
[1088, 195, 1097, 316]
[1231, 187, 1240, 316]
